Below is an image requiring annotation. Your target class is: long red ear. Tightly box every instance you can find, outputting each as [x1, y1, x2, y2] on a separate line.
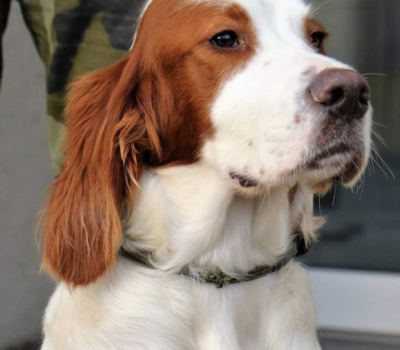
[41, 56, 161, 286]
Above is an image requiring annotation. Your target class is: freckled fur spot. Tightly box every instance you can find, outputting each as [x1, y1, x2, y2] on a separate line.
[303, 68, 314, 76]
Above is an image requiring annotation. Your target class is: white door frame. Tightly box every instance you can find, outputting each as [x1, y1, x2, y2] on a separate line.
[309, 268, 400, 336]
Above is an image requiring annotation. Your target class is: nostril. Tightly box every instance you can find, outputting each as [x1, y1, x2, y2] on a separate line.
[307, 68, 371, 122]
[359, 86, 370, 105]
[310, 86, 345, 106]
[328, 88, 345, 106]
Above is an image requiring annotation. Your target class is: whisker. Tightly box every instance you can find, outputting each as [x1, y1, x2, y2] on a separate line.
[323, 168, 329, 181]
[332, 181, 337, 207]
[361, 73, 387, 77]
[366, 153, 374, 176]
[370, 154, 389, 180]
[366, 162, 371, 176]
[359, 173, 365, 200]
[318, 194, 322, 216]
[355, 178, 361, 195]
[259, 188, 269, 211]
[369, 154, 376, 174]
[372, 122, 389, 130]
[309, 0, 332, 16]
[352, 157, 362, 174]
[373, 149, 396, 179]
[371, 128, 389, 148]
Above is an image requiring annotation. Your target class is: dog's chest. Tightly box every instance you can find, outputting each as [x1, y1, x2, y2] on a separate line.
[193, 280, 278, 350]
[43, 260, 315, 350]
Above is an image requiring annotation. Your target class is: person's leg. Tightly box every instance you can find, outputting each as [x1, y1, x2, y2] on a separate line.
[0, 0, 12, 89]
[15, 0, 144, 175]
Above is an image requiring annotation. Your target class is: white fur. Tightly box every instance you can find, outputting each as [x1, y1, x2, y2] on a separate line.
[42, 259, 319, 350]
[41, 166, 321, 350]
[42, 0, 372, 349]
[205, 0, 356, 188]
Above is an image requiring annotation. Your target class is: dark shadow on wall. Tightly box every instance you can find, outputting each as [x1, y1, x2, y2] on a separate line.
[3, 339, 40, 350]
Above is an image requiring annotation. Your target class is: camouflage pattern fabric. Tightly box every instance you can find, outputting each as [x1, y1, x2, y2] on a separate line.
[0, 0, 12, 88]
[1, 0, 147, 174]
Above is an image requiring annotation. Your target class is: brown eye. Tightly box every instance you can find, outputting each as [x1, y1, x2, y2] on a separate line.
[211, 31, 238, 48]
[310, 32, 325, 49]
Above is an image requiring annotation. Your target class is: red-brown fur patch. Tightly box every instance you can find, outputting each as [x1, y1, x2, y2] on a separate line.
[41, 0, 258, 286]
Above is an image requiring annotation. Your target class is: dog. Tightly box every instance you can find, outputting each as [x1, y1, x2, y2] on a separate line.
[40, 0, 372, 349]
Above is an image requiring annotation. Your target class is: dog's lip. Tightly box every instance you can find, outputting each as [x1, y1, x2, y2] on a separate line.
[229, 172, 259, 188]
[335, 160, 361, 184]
[309, 143, 351, 164]
[302, 143, 363, 185]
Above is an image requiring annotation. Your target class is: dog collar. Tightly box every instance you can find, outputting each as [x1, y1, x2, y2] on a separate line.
[120, 231, 309, 288]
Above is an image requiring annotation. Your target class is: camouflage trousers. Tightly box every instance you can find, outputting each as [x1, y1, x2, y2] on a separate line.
[0, 0, 147, 174]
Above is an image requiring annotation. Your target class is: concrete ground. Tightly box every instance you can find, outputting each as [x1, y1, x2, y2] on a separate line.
[4, 338, 400, 350]
[320, 341, 399, 350]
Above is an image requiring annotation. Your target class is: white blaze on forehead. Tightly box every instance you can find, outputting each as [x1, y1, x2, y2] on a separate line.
[234, 0, 311, 49]
[132, 0, 310, 51]
[132, 0, 311, 48]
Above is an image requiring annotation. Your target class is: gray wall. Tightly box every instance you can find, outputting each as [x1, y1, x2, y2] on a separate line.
[315, 0, 400, 157]
[0, 2, 54, 348]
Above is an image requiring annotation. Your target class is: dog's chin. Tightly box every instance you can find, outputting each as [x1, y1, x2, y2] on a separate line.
[299, 150, 368, 192]
[227, 148, 368, 197]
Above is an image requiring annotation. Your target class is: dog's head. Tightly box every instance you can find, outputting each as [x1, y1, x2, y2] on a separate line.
[42, 0, 372, 286]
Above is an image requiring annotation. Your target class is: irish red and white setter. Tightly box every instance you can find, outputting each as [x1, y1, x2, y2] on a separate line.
[40, 0, 372, 349]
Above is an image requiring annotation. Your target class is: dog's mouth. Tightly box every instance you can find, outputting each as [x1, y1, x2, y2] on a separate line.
[229, 140, 366, 190]
[229, 172, 259, 188]
[308, 143, 351, 163]
[303, 142, 364, 185]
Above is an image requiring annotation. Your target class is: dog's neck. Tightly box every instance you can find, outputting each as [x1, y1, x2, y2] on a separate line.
[124, 164, 295, 275]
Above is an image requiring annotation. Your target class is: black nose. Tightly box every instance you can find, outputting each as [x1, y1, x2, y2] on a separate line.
[308, 68, 371, 122]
